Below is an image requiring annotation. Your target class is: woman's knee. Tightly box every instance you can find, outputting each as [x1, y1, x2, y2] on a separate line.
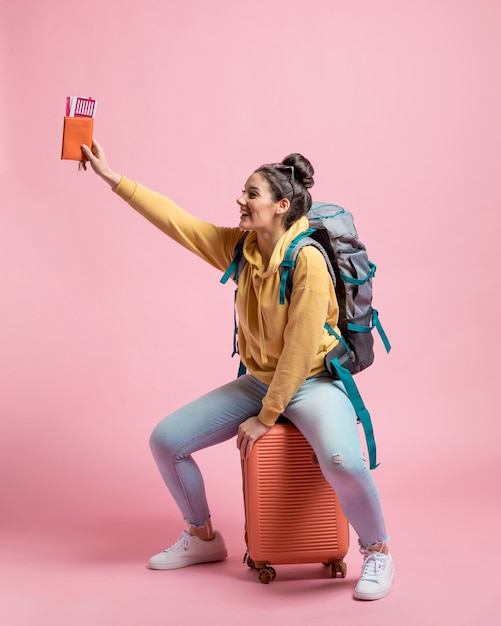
[319, 448, 369, 482]
[149, 418, 178, 458]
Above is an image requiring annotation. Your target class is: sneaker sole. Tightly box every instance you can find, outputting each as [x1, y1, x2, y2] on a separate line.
[353, 571, 395, 601]
[148, 550, 228, 570]
[353, 587, 392, 601]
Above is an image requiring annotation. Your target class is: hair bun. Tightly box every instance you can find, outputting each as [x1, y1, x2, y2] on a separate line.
[282, 153, 315, 189]
[300, 175, 314, 189]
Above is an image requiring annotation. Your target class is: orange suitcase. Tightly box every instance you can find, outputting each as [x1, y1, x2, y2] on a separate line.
[242, 420, 350, 583]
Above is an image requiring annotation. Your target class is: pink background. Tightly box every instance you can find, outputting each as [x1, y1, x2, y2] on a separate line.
[1, 0, 500, 624]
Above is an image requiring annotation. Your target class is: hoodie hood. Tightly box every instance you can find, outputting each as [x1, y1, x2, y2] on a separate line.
[241, 216, 310, 277]
[238, 216, 310, 365]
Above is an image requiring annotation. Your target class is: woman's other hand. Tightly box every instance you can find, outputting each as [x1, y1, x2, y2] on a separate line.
[80, 139, 122, 188]
[237, 416, 271, 460]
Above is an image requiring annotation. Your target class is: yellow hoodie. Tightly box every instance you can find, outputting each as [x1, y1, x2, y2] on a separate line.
[113, 177, 340, 426]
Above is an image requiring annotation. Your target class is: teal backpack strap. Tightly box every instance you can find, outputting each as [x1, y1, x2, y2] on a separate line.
[343, 309, 391, 355]
[220, 259, 239, 285]
[339, 261, 376, 285]
[220, 236, 247, 285]
[279, 228, 317, 304]
[279, 259, 295, 305]
[324, 322, 350, 352]
[371, 309, 391, 353]
[237, 361, 247, 377]
[324, 322, 379, 470]
[329, 356, 379, 470]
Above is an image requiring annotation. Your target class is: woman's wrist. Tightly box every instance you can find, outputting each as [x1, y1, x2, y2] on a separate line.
[100, 169, 122, 188]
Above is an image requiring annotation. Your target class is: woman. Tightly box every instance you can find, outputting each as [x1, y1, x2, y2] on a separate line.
[81, 140, 395, 600]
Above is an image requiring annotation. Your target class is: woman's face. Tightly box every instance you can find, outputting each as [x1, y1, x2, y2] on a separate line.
[237, 173, 288, 233]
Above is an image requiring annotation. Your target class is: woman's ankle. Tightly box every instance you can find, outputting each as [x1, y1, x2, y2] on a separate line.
[366, 541, 389, 555]
[188, 519, 216, 541]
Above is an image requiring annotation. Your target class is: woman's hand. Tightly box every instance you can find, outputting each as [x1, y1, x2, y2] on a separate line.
[80, 139, 122, 188]
[237, 416, 271, 460]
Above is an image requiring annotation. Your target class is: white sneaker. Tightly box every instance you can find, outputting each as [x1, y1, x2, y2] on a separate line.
[148, 530, 228, 570]
[353, 548, 395, 600]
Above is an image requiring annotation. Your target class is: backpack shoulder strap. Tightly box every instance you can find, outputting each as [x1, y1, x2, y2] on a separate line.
[279, 228, 337, 304]
[220, 234, 248, 285]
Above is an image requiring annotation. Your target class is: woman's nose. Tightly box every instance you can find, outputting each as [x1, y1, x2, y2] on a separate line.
[237, 194, 245, 206]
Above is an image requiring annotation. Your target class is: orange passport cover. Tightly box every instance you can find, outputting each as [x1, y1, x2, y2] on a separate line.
[61, 116, 94, 160]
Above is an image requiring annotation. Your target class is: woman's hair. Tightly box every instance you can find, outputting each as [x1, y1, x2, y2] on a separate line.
[255, 153, 315, 228]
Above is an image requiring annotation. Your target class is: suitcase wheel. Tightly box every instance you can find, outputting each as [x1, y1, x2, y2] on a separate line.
[330, 560, 347, 578]
[257, 566, 276, 584]
[246, 556, 256, 570]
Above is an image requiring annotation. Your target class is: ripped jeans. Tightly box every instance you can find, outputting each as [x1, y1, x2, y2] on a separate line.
[149, 373, 389, 548]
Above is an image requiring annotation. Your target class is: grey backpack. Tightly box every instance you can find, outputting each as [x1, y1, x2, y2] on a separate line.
[221, 202, 391, 469]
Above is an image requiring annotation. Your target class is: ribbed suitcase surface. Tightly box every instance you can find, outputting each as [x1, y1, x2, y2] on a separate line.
[242, 422, 349, 581]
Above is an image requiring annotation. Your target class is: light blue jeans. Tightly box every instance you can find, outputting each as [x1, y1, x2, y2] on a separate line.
[149, 373, 389, 548]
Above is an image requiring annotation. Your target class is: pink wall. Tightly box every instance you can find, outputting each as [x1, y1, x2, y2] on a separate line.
[1, 0, 500, 529]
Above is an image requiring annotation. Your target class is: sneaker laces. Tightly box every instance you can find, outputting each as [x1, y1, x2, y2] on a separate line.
[359, 548, 388, 582]
[163, 530, 192, 554]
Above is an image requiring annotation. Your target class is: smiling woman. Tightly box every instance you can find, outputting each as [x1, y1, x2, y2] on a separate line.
[237, 155, 313, 265]
[79, 138, 395, 601]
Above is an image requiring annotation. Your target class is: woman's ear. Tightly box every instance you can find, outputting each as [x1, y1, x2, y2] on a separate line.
[276, 198, 290, 214]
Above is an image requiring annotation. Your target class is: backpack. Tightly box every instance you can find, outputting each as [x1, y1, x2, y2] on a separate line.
[220, 202, 391, 469]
